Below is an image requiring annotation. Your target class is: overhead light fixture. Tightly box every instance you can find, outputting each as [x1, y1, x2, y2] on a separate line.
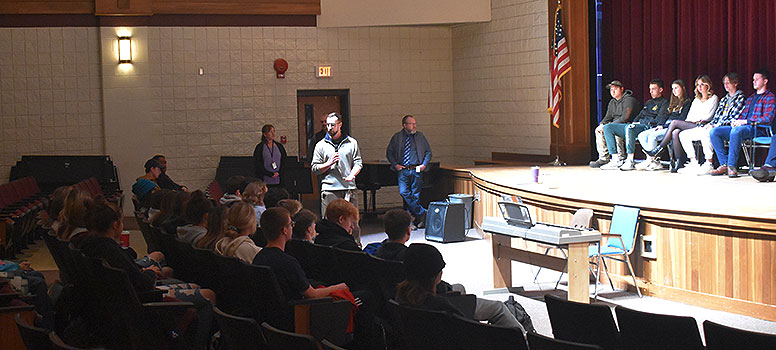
[118, 36, 132, 63]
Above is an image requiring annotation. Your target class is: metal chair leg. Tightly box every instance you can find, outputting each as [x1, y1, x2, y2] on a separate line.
[600, 258, 615, 291]
[625, 255, 642, 298]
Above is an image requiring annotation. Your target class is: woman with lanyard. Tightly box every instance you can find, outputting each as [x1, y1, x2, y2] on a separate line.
[253, 124, 287, 188]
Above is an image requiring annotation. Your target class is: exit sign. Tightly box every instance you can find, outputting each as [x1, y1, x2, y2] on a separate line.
[316, 65, 332, 78]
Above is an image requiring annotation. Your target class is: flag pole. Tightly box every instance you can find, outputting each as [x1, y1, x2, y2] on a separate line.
[549, 0, 565, 166]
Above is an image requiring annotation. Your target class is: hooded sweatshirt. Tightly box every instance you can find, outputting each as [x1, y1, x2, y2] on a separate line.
[215, 235, 262, 263]
[600, 90, 641, 125]
[313, 219, 360, 251]
[219, 194, 242, 207]
[177, 224, 208, 246]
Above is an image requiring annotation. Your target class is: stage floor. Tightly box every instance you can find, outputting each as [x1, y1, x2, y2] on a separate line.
[467, 165, 776, 222]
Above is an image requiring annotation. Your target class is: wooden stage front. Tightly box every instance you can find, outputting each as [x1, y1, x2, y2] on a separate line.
[440, 164, 776, 321]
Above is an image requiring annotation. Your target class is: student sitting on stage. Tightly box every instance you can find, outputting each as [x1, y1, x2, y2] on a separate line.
[314, 199, 361, 251]
[396, 243, 526, 332]
[291, 209, 318, 242]
[214, 202, 262, 263]
[601, 79, 668, 170]
[590, 80, 640, 168]
[646, 75, 719, 173]
[176, 190, 213, 246]
[679, 73, 745, 175]
[710, 69, 776, 177]
[636, 80, 692, 170]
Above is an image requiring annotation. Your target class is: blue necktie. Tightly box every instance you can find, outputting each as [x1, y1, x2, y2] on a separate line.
[402, 135, 412, 166]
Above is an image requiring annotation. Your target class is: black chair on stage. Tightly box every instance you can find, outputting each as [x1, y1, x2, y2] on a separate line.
[703, 319, 776, 350]
[15, 313, 53, 350]
[213, 306, 268, 350]
[544, 294, 621, 350]
[261, 322, 319, 350]
[527, 332, 604, 350]
[614, 305, 703, 350]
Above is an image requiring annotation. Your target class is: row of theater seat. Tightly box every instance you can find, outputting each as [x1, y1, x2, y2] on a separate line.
[0, 177, 48, 259]
[543, 293, 776, 350]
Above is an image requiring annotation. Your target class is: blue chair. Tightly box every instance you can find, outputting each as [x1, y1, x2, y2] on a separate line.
[589, 205, 641, 298]
[742, 120, 775, 170]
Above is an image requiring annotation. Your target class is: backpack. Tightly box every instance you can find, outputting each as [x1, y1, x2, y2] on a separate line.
[504, 295, 536, 333]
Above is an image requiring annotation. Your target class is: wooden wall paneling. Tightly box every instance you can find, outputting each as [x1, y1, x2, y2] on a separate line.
[548, 0, 592, 165]
[0, 0, 93, 14]
[152, 0, 321, 15]
[95, 0, 151, 15]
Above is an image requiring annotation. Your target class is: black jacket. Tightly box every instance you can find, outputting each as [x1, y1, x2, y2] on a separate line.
[157, 172, 184, 191]
[633, 96, 669, 127]
[313, 219, 360, 251]
[77, 235, 156, 293]
[656, 98, 692, 126]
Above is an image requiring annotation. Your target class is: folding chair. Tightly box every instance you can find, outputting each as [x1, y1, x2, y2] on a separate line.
[589, 205, 641, 298]
[742, 120, 775, 170]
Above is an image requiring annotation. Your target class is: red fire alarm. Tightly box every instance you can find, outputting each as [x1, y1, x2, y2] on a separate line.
[280, 135, 287, 144]
[274, 58, 288, 79]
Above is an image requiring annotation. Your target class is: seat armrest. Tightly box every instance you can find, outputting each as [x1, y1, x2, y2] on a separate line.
[288, 296, 335, 306]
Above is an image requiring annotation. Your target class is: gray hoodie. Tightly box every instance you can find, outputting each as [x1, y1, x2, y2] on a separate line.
[311, 135, 363, 191]
[214, 235, 262, 263]
[600, 89, 641, 125]
[176, 224, 207, 246]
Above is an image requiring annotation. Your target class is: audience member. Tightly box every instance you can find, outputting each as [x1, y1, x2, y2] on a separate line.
[314, 198, 360, 251]
[40, 186, 67, 233]
[151, 154, 187, 191]
[589, 80, 640, 168]
[679, 73, 745, 175]
[77, 199, 215, 349]
[196, 205, 227, 250]
[710, 69, 776, 177]
[396, 243, 526, 332]
[219, 175, 246, 207]
[636, 79, 692, 170]
[253, 207, 348, 301]
[373, 209, 412, 261]
[253, 124, 287, 187]
[263, 187, 290, 209]
[145, 189, 172, 224]
[214, 202, 262, 263]
[56, 187, 94, 241]
[291, 209, 318, 242]
[176, 190, 213, 246]
[242, 180, 267, 224]
[277, 199, 302, 216]
[646, 75, 719, 172]
[157, 190, 191, 235]
[132, 159, 162, 200]
[601, 79, 668, 170]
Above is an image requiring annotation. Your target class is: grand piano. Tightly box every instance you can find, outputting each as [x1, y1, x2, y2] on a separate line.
[355, 161, 441, 213]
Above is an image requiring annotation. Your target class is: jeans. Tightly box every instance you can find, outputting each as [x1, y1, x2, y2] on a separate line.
[764, 134, 776, 167]
[637, 127, 666, 151]
[603, 123, 648, 155]
[398, 168, 426, 217]
[710, 125, 756, 167]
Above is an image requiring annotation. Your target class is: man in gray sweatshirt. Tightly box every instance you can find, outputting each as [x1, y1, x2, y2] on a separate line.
[590, 80, 641, 167]
[311, 112, 363, 246]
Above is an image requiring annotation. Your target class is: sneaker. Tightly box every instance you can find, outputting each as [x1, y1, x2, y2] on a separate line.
[635, 159, 652, 170]
[619, 159, 635, 171]
[589, 158, 610, 168]
[646, 159, 664, 171]
[678, 162, 700, 174]
[697, 162, 714, 176]
[600, 157, 624, 170]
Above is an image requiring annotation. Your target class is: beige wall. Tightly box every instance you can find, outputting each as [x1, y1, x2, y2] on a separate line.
[452, 0, 550, 164]
[0, 27, 104, 182]
[1, 0, 553, 210]
[318, 0, 491, 27]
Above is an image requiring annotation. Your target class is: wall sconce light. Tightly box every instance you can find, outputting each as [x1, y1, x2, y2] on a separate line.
[118, 36, 132, 63]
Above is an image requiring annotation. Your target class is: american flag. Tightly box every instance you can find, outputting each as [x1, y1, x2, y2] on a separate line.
[548, 3, 570, 128]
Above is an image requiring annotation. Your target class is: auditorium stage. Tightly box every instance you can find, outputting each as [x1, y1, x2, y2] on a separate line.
[440, 164, 776, 321]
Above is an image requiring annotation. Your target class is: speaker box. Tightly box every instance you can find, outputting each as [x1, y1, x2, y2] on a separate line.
[425, 201, 466, 243]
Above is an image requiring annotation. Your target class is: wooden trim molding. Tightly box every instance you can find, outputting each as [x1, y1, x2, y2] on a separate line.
[0, 0, 321, 16]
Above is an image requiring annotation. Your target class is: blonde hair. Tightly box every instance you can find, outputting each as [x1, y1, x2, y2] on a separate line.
[242, 180, 267, 206]
[694, 74, 715, 100]
[57, 187, 94, 240]
[277, 199, 302, 216]
[224, 202, 257, 239]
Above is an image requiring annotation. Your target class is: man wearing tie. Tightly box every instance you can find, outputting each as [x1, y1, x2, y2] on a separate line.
[311, 112, 363, 245]
[386, 115, 432, 228]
